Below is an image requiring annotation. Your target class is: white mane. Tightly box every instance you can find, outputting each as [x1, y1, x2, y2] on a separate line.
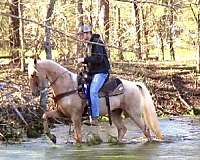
[28, 59, 77, 81]
[45, 60, 77, 82]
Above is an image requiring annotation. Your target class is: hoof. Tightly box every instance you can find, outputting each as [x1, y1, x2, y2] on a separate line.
[50, 134, 57, 144]
[75, 143, 82, 147]
[47, 133, 57, 144]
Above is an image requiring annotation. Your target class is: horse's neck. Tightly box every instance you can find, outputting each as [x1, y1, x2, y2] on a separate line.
[42, 61, 77, 94]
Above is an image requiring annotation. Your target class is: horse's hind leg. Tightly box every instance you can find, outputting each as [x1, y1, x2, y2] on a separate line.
[125, 106, 151, 141]
[112, 109, 127, 143]
[42, 110, 61, 143]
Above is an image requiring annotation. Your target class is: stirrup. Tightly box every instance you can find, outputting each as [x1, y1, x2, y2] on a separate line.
[83, 119, 99, 126]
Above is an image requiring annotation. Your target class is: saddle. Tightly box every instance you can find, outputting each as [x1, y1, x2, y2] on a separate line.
[99, 77, 124, 97]
[77, 72, 124, 98]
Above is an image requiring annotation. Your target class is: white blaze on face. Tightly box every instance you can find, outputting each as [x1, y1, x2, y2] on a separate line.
[28, 61, 35, 78]
[28, 60, 39, 78]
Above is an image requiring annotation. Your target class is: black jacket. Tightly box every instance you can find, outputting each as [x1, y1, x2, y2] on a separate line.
[83, 34, 110, 75]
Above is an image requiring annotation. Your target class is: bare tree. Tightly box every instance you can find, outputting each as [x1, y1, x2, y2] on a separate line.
[40, 0, 56, 111]
[77, 0, 83, 27]
[156, 16, 167, 61]
[168, 0, 175, 61]
[116, 7, 123, 60]
[76, 0, 84, 57]
[141, 4, 150, 59]
[197, 0, 200, 73]
[99, 0, 109, 43]
[9, 0, 20, 62]
[187, 0, 200, 71]
[44, 0, 56, 60]
[18, 0, 25, 71]
[132, 0, 142, 60]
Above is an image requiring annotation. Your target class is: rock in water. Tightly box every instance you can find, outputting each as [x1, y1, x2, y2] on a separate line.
[108, 134, 118, 144]
[86, 132, 102, 145]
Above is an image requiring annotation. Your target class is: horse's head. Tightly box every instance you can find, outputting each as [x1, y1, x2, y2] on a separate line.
[28, 59, 47, 96]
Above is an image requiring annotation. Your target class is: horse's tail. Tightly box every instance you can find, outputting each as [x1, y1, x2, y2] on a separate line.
[136, 82, 164, 140]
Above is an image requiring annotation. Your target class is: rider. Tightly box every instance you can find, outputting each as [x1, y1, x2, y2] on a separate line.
[78, 24, 110, 125]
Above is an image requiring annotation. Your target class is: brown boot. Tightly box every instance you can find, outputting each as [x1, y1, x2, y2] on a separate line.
[83, 117, 99, 126]
[91, 118, 99, 126]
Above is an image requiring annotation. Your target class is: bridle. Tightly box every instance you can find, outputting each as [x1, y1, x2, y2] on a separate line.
[48, 70, 69, 87]
[31, 68, 78, 103]
[45, 69, 78, 103]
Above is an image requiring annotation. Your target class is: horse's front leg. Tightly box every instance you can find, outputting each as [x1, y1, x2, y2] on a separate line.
[42, 110, 60, 143]
[71, 113, 82, 143]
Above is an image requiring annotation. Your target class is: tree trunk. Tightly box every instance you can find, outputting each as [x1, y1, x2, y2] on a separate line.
[9, 0, 20, 62]
[90, 0, 93, 26]
[169, 0, 175, 61]
[18, 0, 25, 72]
[76, 0, 84, 57]
[99, 0, 109, 43]
[132, 0, 142, 60]
[160, 35, 165, 61]
[197, 0, 200, 73]
[41, 0, 55, 111]
[44, 0, 56, 60]
[77, 0, 84, 25]
[116, 7, 123, 60]
[141, 5, 150, 59]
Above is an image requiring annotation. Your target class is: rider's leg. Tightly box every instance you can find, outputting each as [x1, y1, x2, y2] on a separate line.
[90, 73, 108, 120]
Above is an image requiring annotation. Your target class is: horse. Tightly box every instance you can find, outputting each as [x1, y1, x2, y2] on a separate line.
[28, 59, 164, 143]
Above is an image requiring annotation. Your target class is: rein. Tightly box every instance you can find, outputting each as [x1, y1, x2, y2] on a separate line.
[53, 89, 77, 103]
[48, 71, 69, 87]
[48, 70, 78, 103]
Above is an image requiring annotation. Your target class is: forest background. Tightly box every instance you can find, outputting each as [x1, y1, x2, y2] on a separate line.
[0, 0, 200, 66]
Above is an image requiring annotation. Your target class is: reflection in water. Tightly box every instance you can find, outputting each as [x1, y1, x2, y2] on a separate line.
[1, 117, 200, 160]
[43, 142, 161, 160]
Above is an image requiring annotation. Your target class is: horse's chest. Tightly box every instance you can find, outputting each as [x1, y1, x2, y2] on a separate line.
[59, 97, 73, 107]
[58, 95, 81, 111]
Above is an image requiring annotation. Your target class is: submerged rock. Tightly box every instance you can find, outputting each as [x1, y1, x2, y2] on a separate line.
[107, 134, 118, 144]
[86, 131, 103, 145]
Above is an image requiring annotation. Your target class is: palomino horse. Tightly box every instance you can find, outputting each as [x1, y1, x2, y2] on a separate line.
[28, 59, 163, 143]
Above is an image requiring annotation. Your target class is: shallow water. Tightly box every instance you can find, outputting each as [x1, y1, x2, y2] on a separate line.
[1, 117, 200, 160]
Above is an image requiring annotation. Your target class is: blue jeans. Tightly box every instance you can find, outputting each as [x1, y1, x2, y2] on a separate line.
[89, 73, 108, 118]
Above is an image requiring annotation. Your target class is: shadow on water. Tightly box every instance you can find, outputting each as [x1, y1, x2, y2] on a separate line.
[1, 117, 200, 160]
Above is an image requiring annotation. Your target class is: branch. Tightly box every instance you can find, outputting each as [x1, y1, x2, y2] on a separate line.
[190, 4, 198, 23]
[171, 78, 192, 110]
[12, 105, 28, 126]
[0, 131, 7, 141]
[115, 0, 176, 11]
[0, 12, 135, 53]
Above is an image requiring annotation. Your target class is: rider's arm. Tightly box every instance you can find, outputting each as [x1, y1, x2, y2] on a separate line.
[83, 41, 105, 64]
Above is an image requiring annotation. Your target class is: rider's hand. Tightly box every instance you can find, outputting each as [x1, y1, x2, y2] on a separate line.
[78, 58, 85, 63]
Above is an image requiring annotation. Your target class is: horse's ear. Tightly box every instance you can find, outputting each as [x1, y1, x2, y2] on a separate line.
[34, 58, 37, 66]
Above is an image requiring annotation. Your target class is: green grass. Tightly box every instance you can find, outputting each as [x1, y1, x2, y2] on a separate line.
[0, 47, 198, 65]
[110, 47, 197, 64]
[148, 47, 197, 61]
[25, 50, 61, 59]
[0, 48, 9, 56]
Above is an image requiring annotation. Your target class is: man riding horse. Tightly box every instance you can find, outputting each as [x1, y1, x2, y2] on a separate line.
[28, 25, 163, 144]
[78, 24, 110, 126]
